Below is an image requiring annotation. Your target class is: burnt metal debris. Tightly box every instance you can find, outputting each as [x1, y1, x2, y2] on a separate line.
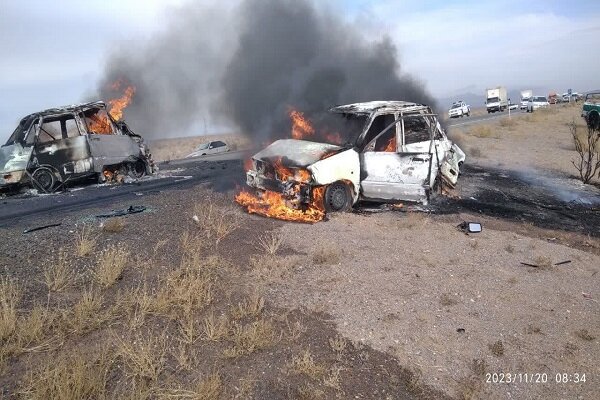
[96, 205, 146, 218]
[0, 101, 155, 194]
[22, 222, 62, 234]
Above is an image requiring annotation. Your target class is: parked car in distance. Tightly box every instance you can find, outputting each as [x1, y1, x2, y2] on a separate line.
[527, 96, 549, 112]
[582, 91, 600, 130]
[448, 101, 470, 118]
[508, 101, 518, 110]
[186, 140, 229, 157]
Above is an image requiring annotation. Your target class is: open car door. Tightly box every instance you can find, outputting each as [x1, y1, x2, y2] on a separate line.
[359, 113, 434, 203]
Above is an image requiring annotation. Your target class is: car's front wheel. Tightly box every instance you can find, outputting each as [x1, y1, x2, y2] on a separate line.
[31, 167, 59, 193]
[323, 182, 352, 212]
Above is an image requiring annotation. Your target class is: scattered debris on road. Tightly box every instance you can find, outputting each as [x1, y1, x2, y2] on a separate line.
[22, 222, 62, 234]
[96, 205, 146, 218]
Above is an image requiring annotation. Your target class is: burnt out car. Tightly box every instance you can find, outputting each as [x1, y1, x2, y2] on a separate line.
[0, 101, 154, 193]
[245, 101, 465, 211]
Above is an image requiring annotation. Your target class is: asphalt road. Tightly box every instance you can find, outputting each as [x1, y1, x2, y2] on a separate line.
[445, 107, 525, 128]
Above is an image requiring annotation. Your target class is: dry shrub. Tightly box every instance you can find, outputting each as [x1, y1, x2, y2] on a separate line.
[75, 225, 97, 257]
[489, 340, 504, 357]
[231, 293, 265, 320]
[288, 349, 326, 379]
[258, 231, 284, 255]
[65, 288, 107, 334]
[202, 312, 230, 342]
[193, 199, 240, 247]
[95, 245, 129, 288]
[118, 281, 155, 331]
[569, 120, 600, 184]
[192, 372, 223, 400]
[312, 244, 341, 265]
[323, 366, 343, 391]
[469, 125, 496, 138]
[574, 329, 595, 341]
[533, 255, 552, 268]
[224, 318, 275, 358]
[328, 335, 347, 355]
[249, 254, 301, 282]
[43, 249, 77, 292]
[102, 217, 126, 233]
[20, 349, 113, 400]
[116, 331, 167, 382]
[0, 277, 20, 343]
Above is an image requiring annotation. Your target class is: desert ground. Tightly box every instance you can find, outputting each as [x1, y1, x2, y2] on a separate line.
[0, 103, 598, 399]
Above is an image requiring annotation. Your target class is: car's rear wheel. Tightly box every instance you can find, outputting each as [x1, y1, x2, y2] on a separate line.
[587, 111, 600, 130]
[324, 182, 352, 212]
[31, 167, 58, 193]
[128, 159, 148, 179]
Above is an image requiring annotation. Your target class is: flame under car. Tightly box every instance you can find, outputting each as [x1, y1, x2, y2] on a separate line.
[0, 101, 154, 193]
[245, 101, 465, 212]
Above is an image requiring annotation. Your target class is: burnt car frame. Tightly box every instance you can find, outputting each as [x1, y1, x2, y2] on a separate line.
[0, 101, 153, 193]
[245, 101, 466, 211]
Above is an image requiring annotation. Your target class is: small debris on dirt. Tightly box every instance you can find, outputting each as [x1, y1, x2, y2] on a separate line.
[96, 205, 146, 218]
[574, 329, 596, 341]
[457, 328, 466, 334]
[554, 260, 572, 266]
[22, 222, 62, 234]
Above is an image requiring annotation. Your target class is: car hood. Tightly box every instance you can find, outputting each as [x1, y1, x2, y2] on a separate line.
[0, 143, 32, 173]
[253, 139, 342, 168]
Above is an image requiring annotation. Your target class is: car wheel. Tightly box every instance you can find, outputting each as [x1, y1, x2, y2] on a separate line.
[31, 167, 58, 193]
[128, 159, 147, 179]
[323, 182, 351, 212]
[588, 111, 600, 130]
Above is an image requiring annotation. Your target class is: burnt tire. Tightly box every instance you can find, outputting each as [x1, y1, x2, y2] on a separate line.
[31, 167, 58, 193]
[128, 159, 148, 179]
[587, 111, 600, 130]
[324, 182, 351, 213]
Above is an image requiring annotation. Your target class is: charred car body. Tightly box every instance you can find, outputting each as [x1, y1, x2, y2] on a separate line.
[246, 101, 466, 211]
[0, 101, 154, 193]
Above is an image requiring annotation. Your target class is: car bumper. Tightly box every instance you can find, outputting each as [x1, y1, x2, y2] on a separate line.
[246, 170, 311, 205]
[0, 170, 26, 188]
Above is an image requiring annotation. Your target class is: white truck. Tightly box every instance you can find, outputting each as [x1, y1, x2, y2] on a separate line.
[448, 101, 471, 118]
[486, 87, 508, 113]
[520, 90, 532, 110]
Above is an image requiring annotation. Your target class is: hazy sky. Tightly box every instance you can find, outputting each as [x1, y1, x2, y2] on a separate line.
[1, 0, 599, 139]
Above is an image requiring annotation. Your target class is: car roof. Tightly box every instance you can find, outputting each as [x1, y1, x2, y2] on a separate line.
[22, 101, 107, 120]
[329, 101, 427, 115]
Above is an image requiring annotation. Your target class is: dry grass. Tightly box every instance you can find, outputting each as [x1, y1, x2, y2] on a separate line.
[202, 311, 230, 342]
[328, 335, 347, 355]
[43, 249, 77, 292]
[224, 318, 276, 358]
[75, 225, 97, 257]
[312, 244, 341, 265]
[469, 125, 497, 138]
[288, 349, 326, 379]
[258, 231, 284, 255]
[0, 277, 20, 343]
[533, 255, 552, 268]
[489, 340, 505, 357]
[94, 245, 129, 288]
[193, 200, 241, 247]
[498, 117, 517, 130]
[116, 331, 167, 382]
[101, 217, 126, 233]
[20, 349, 113, 400]
[65, 287, 108, 334]
[231, 293, 265, 320]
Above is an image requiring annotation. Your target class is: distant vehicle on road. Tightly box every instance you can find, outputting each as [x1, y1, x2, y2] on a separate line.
[582, 91, 600, 130]
[508, 101, 518, 111]
[187, 140, 229, 157]
[448, 101, 471, 118]
[486, 87, 508, 113]
[520, 90, 533, 110]
[527, 96, 549, 112]
[562, 92, 581, 103]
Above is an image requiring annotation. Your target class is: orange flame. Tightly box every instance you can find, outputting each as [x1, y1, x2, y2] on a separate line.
[108, 85, 136, 121]
[235, 187, 325, 223]
[289, 109, 315, 140]
[383, 136, 396, 152]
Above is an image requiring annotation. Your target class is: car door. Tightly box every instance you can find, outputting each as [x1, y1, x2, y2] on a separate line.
[359, 113, 433, 203]
[81, 108, 141, 171]
[33, 113, 93, 176]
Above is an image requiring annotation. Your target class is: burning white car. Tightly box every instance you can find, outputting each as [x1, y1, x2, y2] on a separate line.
[241, 101, 465, 218]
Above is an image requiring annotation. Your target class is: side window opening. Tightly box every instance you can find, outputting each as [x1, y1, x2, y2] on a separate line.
[64, 117, 81, 138]
[37, 119, 62, 144]
[25, 120, 39, 146]
[363, 114, 397, 152]
[403, 115, 431, 145]
[83, 108, 115, 135]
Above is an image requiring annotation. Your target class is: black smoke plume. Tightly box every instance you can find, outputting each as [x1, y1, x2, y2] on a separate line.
[97, 0, 435, 143]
